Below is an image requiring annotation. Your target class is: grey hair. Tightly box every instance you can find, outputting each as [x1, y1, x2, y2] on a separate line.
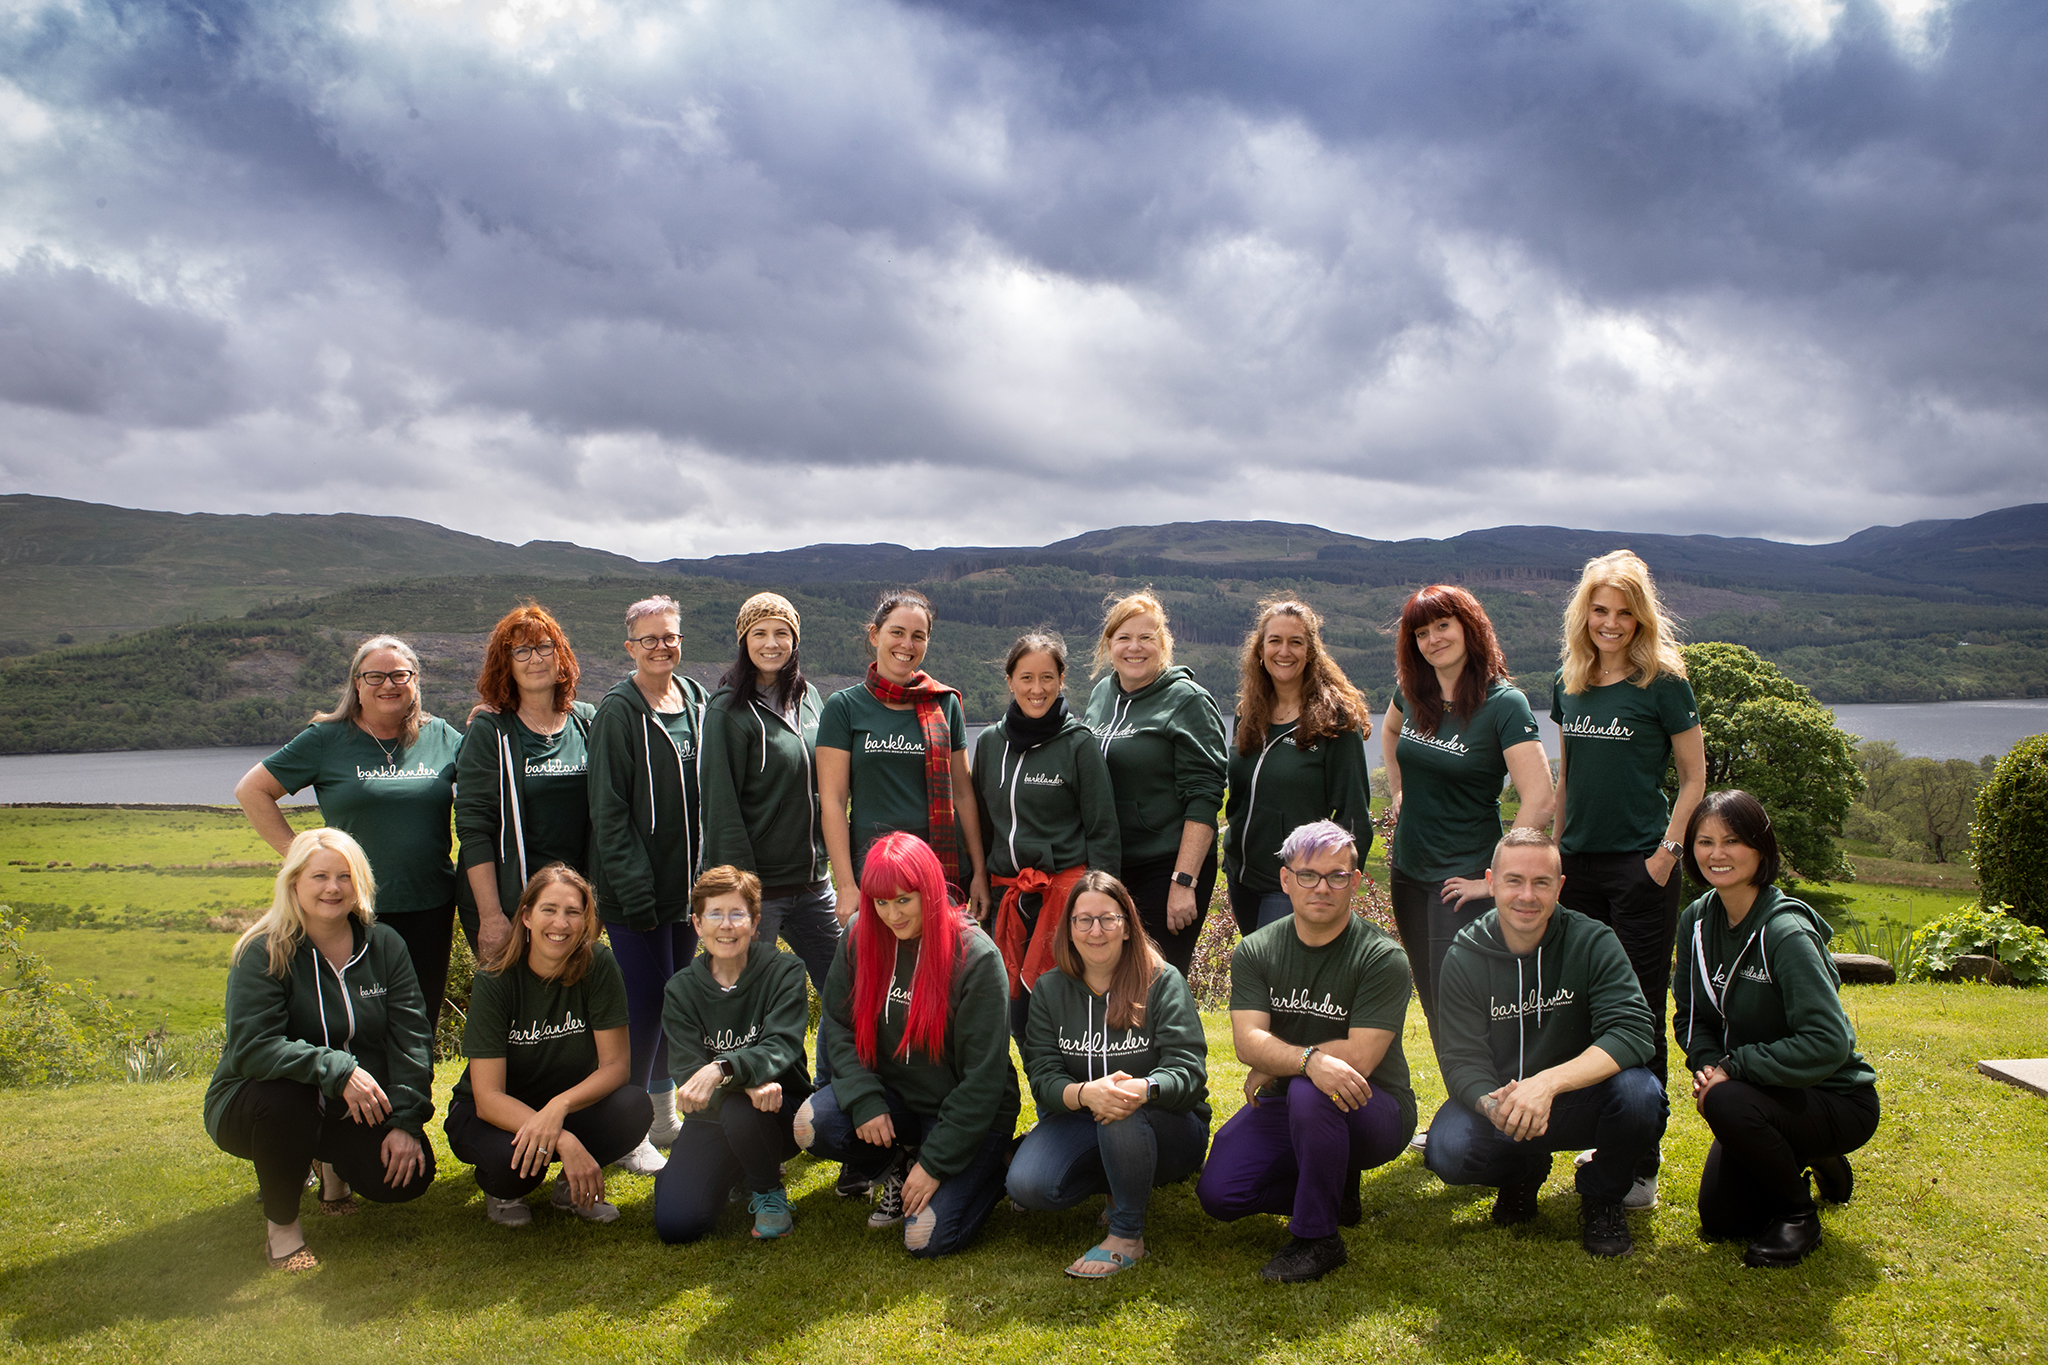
[1278, 819, 1358, 868]
[625, 595, 682, 633]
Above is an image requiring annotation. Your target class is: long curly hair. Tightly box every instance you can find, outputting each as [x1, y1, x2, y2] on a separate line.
[850, 833, 971, 1067]
[1393, 585, 1509, 736]
[1558, 550, 1687, 694]
[1235, 597, 1371, 754]
[475, 601, 580, 715]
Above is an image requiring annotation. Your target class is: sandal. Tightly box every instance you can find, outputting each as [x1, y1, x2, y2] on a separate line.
[1064, 1244, 1146, 1279]
[265, 1239, 319, 1272]
[316, 1164, 357, 1215]
[319, 1194, 359, 1216]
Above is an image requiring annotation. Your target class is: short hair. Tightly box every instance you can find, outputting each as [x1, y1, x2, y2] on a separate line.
[1005, 631, 1068, 677]
[1683, 790, 1781, 887]
[1092, 591, 1175, 677]
[487, 864, 601, 984]
[691, 864, 763, 919]
[234, 827, 377, 979]
[1279, 819, 1358, 868]
[625, 595, 682, 634]
[1491, 825, 1561, 872]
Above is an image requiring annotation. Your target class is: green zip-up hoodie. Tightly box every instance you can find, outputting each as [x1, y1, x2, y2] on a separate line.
[455, 701, 598, 914]
[1084, 665, 1228, 867]
[203, 919, 435, 1142]
[972, 708, 1122, 880]
[587, 675, 707, 931]
[1022, 962, 1209, 1124]
[822, 924, 1020, 1179]
[697, 682, 829, 892]
[1674, 886, 1877, 1092]
[1223, 721, 1374, 895]
[662, 939, 812, 1119]
[1436, 905, 1656, 1113]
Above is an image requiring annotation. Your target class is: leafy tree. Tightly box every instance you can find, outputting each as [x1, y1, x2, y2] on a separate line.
[1849, 742, 1985, 863]
[1974, 734, 2048, 930]
[1680, 642, 1863, 883]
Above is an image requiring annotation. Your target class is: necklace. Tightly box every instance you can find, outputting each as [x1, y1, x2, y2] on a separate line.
[361, 724, 402, 767]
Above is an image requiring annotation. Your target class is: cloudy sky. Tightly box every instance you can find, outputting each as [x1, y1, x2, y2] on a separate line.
[1, 0, 2043, 560]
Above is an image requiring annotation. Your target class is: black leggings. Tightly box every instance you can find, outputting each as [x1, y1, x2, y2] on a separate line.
[443, 1087, 654, 1200]
[381, 904, 457, 1033]
[1388, 865, 1491, 1035]
[1698, 1080, 1880, 1236]
[653, 1080, 810, 1244]
[1123, 847, 1219, 980]
[1560, 850, 1683, 1088]
[213, 1078, 436, 1225]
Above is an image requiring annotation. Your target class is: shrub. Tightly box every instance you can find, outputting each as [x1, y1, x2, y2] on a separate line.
[1973, 733, 2048, 930]
[1902, 903, 2048, 986]
[0, 911, 131, 1086]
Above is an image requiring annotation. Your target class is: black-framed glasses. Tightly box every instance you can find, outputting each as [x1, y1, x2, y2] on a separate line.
[1072, 913, 1126, 933]
[356, 670, 417, 687]
[1287, 867, 1359, 890]
[511, 642, 557, 662]
[629, 633, 682, 649]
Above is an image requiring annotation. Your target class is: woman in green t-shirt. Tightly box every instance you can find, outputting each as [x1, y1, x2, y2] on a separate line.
[1381, 585, 1553, 1037]
[236, 634, 464, 1031]
[443, 865, 646, 1227]
[455, 602, 597, 962]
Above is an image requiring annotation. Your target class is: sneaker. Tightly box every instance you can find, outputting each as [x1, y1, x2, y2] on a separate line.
[1624, 1174, 1658, 1210]
[1581, 1198, 1633, 1258]
[613, 1137, 667, 1175]
[1574, 1148, 1596, 1167]
[1810, 1155, 1854, 1205]
[834, 1167, 872, 1199]
[1338, 1171, 1363, 1228]
[867, 1161, 906, 1229]
[749, 1188, 794, 1240]
[1492, 1178, 1543, 1226]
[647, 1107, 682, 1149]
[1259, 1233, 1348, 1283]
[1408, 1129, 1428, 1153]
[551, 1178, 621, 1223]
[484, 1195, 533, 1228]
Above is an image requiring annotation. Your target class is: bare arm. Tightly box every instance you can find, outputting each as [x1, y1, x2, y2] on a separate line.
[1653, 726, 1708, 885]
[817, 746, 856, 922]
[1230, 1010, 1394, 1113]
[950, 747, 991, 919]
[1504, 739, 1555, 831]
[465, 865, 511, 959]
[1165, 820, 1216, 932]
[1379, 702, 1404, 822]
[1551, 748, 1567, 839]
[235, 763, 294, 857]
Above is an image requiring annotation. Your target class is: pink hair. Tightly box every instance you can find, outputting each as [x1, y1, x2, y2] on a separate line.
[852, 833, 969, 1066]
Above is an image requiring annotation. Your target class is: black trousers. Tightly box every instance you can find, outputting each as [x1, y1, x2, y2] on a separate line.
[381, 903, 457, 1033]
[443, 1086, 653, 1200]
[1124, 846, 1219, 980]
[653, 1077, 811, 1244]
[1388, 865, 1491, 1035]
[213, 1078, 436, 1225]
[1559, 850, 1683, 1089]
[1698, 1080, 1881, 1236]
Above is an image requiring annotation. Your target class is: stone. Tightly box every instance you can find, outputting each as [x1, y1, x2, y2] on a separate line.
[1831, 953, 1896, 985]
[1978, 1059, 2048, 1099]
[1938, 954, 2015, 986]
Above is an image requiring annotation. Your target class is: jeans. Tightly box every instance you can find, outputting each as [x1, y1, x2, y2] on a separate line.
[1124, 848, 1219, 979]
[213, 1078, 436, 1225]
[1559, 850, 1682, 1093]
[1423, 1067, 1668, 1205]
[443, 1086, 652, 1200]
[757, 882, 841, 997]
[1697, 1080, 1880, 1237]
[1006, 1105, 1210, 1239]
[653, 1079, 812, 1243]
[604, 919, 699, 1093]
[1196, 1077, 1411, 1240]
[1388, 866, 1491, 1034]
[1228, 880, 1295, 937]
[795, 1081, 1015, 1258]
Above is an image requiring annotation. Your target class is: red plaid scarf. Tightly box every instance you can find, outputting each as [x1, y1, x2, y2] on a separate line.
[864, 661, 963, 886]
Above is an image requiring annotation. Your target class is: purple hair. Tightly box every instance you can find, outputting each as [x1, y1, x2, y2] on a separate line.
[1278, 819, 1357, 868]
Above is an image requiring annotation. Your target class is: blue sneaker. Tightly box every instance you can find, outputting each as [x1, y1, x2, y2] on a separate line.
[749, 1187, 794, 1240]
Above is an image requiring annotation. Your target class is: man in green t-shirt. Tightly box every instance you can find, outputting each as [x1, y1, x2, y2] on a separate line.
[1195, 820, 1416, 1284]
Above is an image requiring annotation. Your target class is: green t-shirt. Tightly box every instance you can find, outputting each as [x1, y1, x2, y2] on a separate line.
[453, 943, 631, 1109]
[816, 685, 967, 858]
[263, 718, 464, 914]
[1549, 671, 1700, 856]
[515, 714, 593, 876]
[1389, 680, 1541, 880]
[1228, 914, 1417, 1130]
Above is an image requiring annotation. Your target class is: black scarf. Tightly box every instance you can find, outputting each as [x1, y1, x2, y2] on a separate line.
[1003, 695, 1069, 747]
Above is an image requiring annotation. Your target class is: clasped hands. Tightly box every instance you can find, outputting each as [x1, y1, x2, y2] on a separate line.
[1243, 1051, 1373, 1112]
[680, 1062, 785, 1114]
[1480, 1077, 1558, 1140]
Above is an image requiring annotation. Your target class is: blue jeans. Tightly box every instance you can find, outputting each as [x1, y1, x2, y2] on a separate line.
[757, 883, 841, 996]
[797, 1081, 1016, 1259]
[1423, 1067, 1668, 1205]
[1228, 879, 1295, 936]
[604, 920, 698, 1092]
[1006, 1105, 1209, 1239]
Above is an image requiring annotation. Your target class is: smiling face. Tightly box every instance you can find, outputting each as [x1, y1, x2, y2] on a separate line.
[868, 606, 931, 684]
[1110, 612, 1165, 692]
[1067, 890, 1129, 975]
[746, 619, 796, 687]
[1587, 586, 1639, 667]
[1693, 816, 1762, 892]
[523, 881, 591, 973]
[1414, 614, 1468, 678]
[353, 646, 417, 727]
[293, 847, 359, 930]
[510, 630, 560, 700]
[870, 885, 925, 941]
[1007, 649, 1063, 719]
[626, 610, 681, 684]
[1260, 613, 1309, 689]
[693, 890, 759, 962]
[1489, 843, 1563, 952]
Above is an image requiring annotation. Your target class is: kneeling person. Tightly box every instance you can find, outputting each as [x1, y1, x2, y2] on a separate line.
[1424, 828, 1666, 1257]
[1195, 820, 1417, 1284]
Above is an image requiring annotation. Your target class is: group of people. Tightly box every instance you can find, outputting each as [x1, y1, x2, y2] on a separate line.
[208, 552, 1880, 1282]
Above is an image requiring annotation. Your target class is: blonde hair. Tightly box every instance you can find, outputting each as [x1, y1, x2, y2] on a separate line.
[234, 828, 378, 979]
[1091, 591, 1175, 678]
[313, 635, 427, 747]
[1559, 550, 1687, 694]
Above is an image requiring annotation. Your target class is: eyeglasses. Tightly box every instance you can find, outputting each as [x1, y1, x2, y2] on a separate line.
[697, 908, 754, 926]
[1286, 867, 1359, 890]
[511, 642, 557, 662]
[356, 670, 417, 687]
[629, 633, 682, 650]
[1072, 914, 1126, 933]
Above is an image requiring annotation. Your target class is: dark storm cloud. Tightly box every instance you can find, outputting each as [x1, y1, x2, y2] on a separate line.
[0, 0, 2042, 556]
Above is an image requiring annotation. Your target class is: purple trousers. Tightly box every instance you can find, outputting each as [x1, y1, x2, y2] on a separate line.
[1195, 1076, 1412, 1239]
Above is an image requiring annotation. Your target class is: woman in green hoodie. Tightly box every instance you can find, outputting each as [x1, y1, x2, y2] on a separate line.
[205, 828, 435, 1273]
[1225, 599, 1374, 935]
[1675, 790, 1879, 1269]
[455, 602, 597, 961]
[1007, 872, 1209, 1278]
[1084, 592, 1228, 978]
[587, 594, 709, 1174]
[973, 632, 1120, 1041]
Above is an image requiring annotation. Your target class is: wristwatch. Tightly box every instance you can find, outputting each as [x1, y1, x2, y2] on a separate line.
[1657, 840, 1683, 858]
[1171, 870, 1196, 888]
[715, 1057, 737, 1083]
[1146, 1079, 1161, 1103]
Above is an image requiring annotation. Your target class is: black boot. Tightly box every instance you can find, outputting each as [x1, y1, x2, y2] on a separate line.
[1743, 1212, 1823, 1268]
[1259, 1234, 1348, 1283]
[1581, 1198, 1633, 1258]
[1492, 1178, 1543, 1226]
[1810, 1155, 1854, 1205]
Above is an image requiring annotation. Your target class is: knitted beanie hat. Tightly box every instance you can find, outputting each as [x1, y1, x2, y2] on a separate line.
[735, 592, 801, 643]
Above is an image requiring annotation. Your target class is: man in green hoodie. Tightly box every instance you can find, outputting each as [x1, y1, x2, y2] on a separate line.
[1424, 827, 1666, 1258]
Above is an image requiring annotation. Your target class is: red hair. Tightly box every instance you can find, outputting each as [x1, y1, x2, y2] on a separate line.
[851, 833, 969, 1067]
[1394, 584, 1510, 736]
[476, 601, 580, 715]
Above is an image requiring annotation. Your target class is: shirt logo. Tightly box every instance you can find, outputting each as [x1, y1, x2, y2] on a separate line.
[354, 761, 441, 781]
[1560, 716, 1635, 741]
[1057, 1027, 1153, 1057]
[357, 983, 387, 999]
[888, 983, 915, 1010]
[1489, 985, 1576, 1020]
[1092, 721, 1139, 744]
[526, 757, 587, 776]
[507, 1012, 588, 1045]
[1403, 732, 1470, 758]
[703, 1025, 760, 1054]
[1020, 772, 1065, 788]
[1269, 988, 1349, 1021]
[864, 734, 925, 755]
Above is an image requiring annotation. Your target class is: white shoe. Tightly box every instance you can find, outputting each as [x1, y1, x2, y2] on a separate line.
[1574, 1148, 1596, 1167]
[552, 1178, 620, 1223]
[1408, 1129, 1428, 1153]
[613, 1137, 668, 1175]
[485, 1195, 532, 1227]
[1623, 1175, 1658, 1210]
